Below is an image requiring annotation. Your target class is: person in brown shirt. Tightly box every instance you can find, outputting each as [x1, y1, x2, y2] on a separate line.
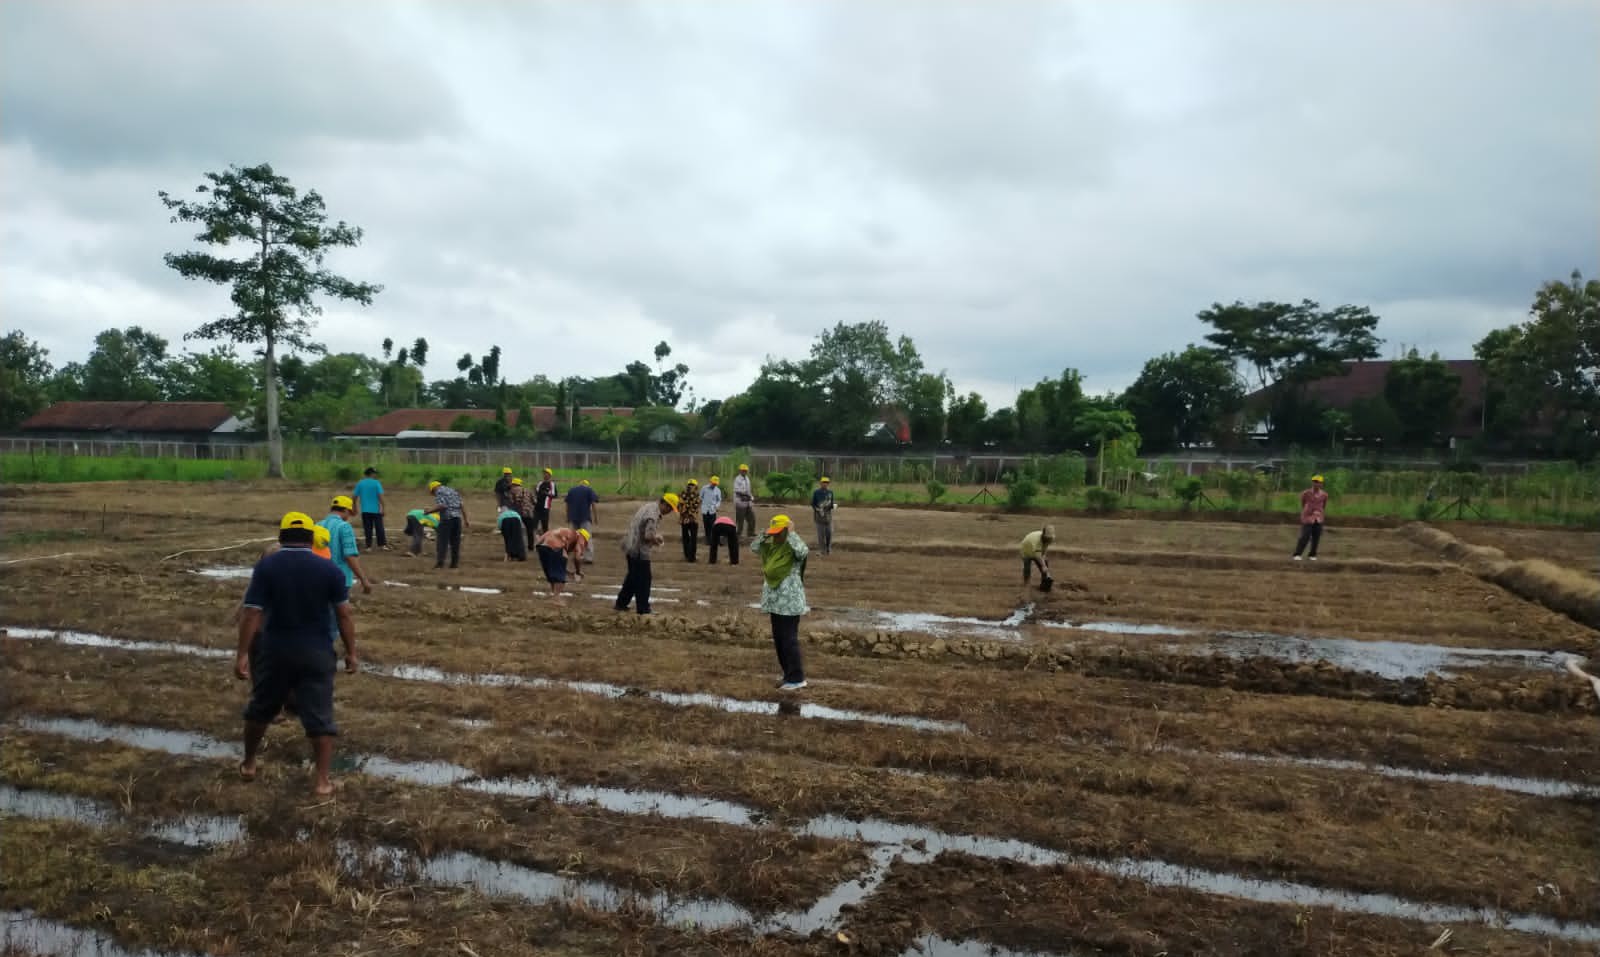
[506, 478, 539, 548]
[1293, 475, 1329, 561]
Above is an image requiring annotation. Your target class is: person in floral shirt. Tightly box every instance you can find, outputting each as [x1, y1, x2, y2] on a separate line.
[753, 514, 809, 691]
[678, 478, 702, 562]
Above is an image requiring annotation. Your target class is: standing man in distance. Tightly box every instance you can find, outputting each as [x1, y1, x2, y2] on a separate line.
[565, 478, 600, 565]
[352, 467, 388, 551]
[615, 493, 677, 615]
[236, 511, 358, 797]
[425, 479, 469, 569]
[506, 477, 539, 550]
[494, 467, 515, 510]
[1293, 474, 1330, 562]
[810, 476, 836, 556]
[733, 464, 757, 542]
[533, 468, 558, 536]
[320, 496, 374, 595]
[700, 475, 723, 548]
[678, 478, 702, 562]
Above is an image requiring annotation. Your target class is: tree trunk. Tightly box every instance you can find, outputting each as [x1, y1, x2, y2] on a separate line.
[1097, 438, 1106, 488]
[614, 431, 623, 488]
[265, 331, 284, 479]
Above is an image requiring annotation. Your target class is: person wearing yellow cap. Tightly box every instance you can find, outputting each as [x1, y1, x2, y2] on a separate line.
[533, 468, 558, 536]
[810, 476, 836, 556]
[505, 477, 539, 550]
[1293, 474, 1329, 561]
[753, 514, 809, 691]
[494, 467, 515, 510]
[700, 475, 723, 548]
[401, 506, 438, 558]
[237, 511, 360, 797]
[424, 478, 469, 569]
[319, 495, 373, 595]
[564, 478, 601, 564]
[614, 492, 678, 614]
[733, 464, 756, 542]
[678, 478, 702, 562]
[536, 526, 589, 595]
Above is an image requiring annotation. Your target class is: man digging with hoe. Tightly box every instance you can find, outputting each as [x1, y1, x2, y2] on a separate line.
[235, 511, 360, 797]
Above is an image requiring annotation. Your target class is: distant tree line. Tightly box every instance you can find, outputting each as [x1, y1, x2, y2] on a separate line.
[3, 164, 1594, 462]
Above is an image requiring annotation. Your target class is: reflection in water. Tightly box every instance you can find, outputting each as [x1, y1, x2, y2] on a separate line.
[0, 909, 203, 957]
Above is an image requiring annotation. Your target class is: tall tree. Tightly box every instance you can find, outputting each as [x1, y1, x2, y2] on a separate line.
[164, 346, 256, 409]
[945, 392, 989, 447]
[1120, 346, 1243, 452]
[160, 163, 380, 477]
[80, 326, 170, 401]
[1476, 270, 1600, 453]
[0, 331, 54, 429]
[1200, 299, 1382, 440]
[810, 321, 926, 413]
[1075, 407, 1138, 487]
[1383, 349, 1461, 447]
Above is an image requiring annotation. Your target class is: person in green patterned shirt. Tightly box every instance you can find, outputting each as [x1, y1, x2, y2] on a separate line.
[754, 514, 809, 690]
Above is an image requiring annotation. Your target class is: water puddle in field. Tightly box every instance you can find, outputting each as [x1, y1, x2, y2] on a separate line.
[1183, 748, 1599, 799]
[5, 626, 964, 735]
[0, 910, 206, 957]
[818, 604, 1035, 640]
[193, 565, 253, 580]
[1035, 620, 1565, 680]
[17, 715, 239, 760]
[19, 716, 1600, 943]
[899, 936, 1068, 957]
[0, 782, 243, 849]
[589, 593, 681, 604]
[803, 815, 1600, 942]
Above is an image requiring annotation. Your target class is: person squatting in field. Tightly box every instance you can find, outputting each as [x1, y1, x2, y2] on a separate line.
[402, 508, 438, 558]
[615, 493, 677, 614]
[708, 514, 740, 565]
[236, 511, 359, 797]
[499, 505, 528, 561]
[1020, 525, 1055, 588]
[678, 478, 702, 561]
[425, 480, 469, 569]
[536, 526, 589, 595]
[1293, 474, 1329, 561]
[755, 514, 809, 691]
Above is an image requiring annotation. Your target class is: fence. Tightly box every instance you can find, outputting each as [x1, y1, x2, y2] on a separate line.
[0, 435, 1546, 483]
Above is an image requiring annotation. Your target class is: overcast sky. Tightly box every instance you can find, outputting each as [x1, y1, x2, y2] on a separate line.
[3, 1, 1595, 409]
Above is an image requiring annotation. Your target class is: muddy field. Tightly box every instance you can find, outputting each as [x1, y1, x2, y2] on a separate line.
[3, 480, 1600, 956]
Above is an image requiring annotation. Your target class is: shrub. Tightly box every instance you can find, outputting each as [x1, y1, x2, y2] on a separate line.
[1217, 470, 1259, 506]
[334, 465, 358, 483]
[1174, 477, 1205, 511]
[926, 479, 947, 504]
[1085, 486, 1121, 514]
[764, 473, 796, 501]
[1005, 477, 1040, 511]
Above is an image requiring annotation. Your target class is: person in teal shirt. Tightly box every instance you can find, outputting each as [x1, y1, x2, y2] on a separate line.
[351, 467, 388, 550]
[319, 496, 373, 594]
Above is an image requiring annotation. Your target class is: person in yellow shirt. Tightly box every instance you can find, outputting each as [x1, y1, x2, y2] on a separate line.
[1019, 525, 1055, 590]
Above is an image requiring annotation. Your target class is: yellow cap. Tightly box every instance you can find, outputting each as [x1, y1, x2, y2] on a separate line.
[820, 476, 830, 483]
[738, 463, 749, 471]
[710, 475, 719, 484]
[279, 511, 315, 531]
[1311, 474, 1325, 483]
[687, 478, 699, 486]
[429, 480, 442, 491]
[580, 479, 591, 486]
[312, 525, 332, 548]
[765, 514, 791, 535]
[578, 528, 591, 541]
[502, 467, 513, 474]
[331, 494, 354, 510]
[661, 492, 681, 509]
[511, 477, 523, 486]
[543, 468, 553, 475]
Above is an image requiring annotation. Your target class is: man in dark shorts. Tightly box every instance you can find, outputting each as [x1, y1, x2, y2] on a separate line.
[236, 511, 359, 797]
[565, 479, 600, 564]
[536, 526, 588, 595]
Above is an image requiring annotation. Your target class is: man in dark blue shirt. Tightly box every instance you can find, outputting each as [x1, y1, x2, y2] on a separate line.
[564, 479, 601, 564]
[237, 511, 359, 797]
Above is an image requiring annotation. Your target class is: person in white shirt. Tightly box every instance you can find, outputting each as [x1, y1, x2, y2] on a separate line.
[733, 464, 757, 541]
[700, 474, 724, 546]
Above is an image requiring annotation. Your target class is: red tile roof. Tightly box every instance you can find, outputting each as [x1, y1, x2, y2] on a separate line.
[19, 401, 236, 433]
[341, 406, 634, 436]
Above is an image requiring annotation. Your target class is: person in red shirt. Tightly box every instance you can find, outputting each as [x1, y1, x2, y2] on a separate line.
[1293, 474, 1329, 561]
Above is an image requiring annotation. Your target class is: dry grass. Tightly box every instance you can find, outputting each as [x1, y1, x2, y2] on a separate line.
[1403, 522, 1600, 630]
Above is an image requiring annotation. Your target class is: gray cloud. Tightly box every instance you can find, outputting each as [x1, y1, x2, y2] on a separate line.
[2, 0, 1594, 410]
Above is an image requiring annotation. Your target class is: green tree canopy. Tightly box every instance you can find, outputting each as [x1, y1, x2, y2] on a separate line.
[160, 162, 381, 476]
[1383, 349, 1461, 447]
[1120, 345, 1243, 452]
[0, 331, 54, 429]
